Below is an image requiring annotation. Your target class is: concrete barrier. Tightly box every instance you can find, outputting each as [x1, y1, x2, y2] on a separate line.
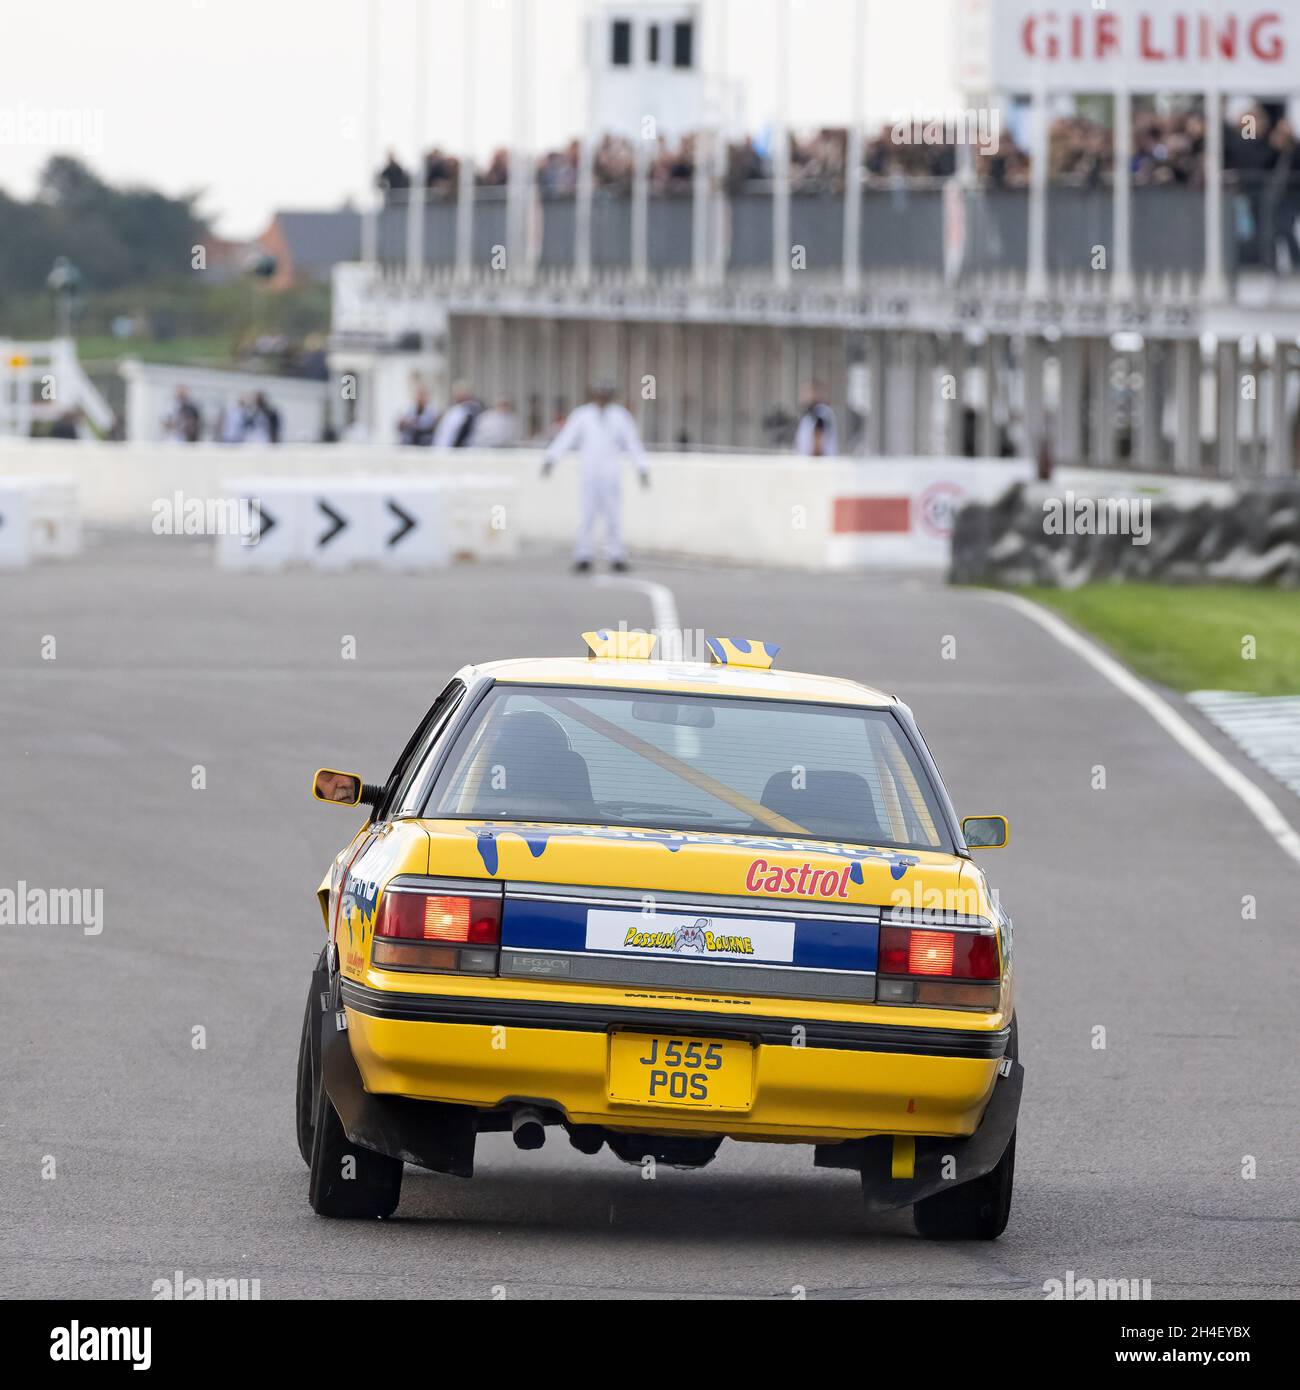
[0, 485, 28, 568]
[216, 474, 517, 572]
[0, 475, 81, 568]
[0, 439, 1190, 571]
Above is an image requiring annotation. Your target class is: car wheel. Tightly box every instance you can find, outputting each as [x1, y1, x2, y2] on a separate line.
[307, 1070, 404, 1219]
[294, 992, 315, 1167]
[911, 1012, 1018, 1240]
[911, 1129, 1015, 1240]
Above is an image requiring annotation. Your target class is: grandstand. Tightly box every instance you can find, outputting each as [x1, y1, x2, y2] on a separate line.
[326, 0, 1300, 474]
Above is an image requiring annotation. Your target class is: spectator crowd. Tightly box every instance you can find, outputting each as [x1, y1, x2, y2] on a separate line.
[376, 101, 1300, 199]
[374, 101, 1300, 269]
[396, 382, 525, 449]
[163, 387, 283, 445]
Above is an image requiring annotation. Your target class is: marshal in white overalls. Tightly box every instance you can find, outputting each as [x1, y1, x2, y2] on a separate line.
[542, 394, 649, 570]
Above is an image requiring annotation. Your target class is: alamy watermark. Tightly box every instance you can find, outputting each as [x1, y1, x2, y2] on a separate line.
[602, 621, 711, 663]
[890, 106, 1000, 158]
[152, 492, 264, 544]
[0, 104, 104, 155]
[151, 1269, 261, 1300]
[1043, 1270, 1153, 1300]
[50, 1323, 150, 1370]
[0, 883, 102, 935]
[1042, 492, 1152, 546]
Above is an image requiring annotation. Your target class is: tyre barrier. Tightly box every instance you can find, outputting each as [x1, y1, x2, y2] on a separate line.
[0, 476, 81, 569]
[950, 480, 1300, 588]
[217, 475, 518, 572]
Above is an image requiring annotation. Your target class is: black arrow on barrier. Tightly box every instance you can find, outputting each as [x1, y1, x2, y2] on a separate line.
[248, 502, 276, 546]
[318, 499, 347, 547]
[387, 499, 417, 548]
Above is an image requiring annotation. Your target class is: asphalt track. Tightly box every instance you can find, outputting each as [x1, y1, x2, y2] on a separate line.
[2, 534, 1297, 1300]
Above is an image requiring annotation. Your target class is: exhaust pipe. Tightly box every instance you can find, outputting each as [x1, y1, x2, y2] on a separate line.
[566, 1124, 605, 1156]
[511, 1106, 547, 1151]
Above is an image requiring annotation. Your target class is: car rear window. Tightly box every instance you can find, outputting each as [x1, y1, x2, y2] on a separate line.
[424, 685, 949, 852]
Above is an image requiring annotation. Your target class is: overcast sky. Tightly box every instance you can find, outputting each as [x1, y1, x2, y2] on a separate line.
[0, 0, 959, 238]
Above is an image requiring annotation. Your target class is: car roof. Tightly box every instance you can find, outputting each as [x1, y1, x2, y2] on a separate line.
[463, 657, 896, 707]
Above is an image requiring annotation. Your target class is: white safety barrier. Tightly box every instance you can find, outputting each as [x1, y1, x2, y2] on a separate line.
[217, 474, 516, 572]
[0, 438, 1225, 571]
[119, 360, 331, 445]
[0, 475, 81, 568]
[825, 458, 1036, 568]
[0, 485, 28, 568]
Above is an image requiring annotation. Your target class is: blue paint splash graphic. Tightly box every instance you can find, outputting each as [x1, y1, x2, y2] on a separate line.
[464, 822, 914, 880]
[341, 874, 381, 945]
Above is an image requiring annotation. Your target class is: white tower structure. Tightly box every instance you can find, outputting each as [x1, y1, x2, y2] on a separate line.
[589, 2, 707, 140]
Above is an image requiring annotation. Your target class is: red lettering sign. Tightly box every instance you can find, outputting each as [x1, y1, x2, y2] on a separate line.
[745, 858, 852, 899]
[1017, 8, 1285, 66]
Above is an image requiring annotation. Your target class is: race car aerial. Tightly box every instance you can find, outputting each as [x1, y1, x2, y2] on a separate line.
[296, 631, 1021, 1238]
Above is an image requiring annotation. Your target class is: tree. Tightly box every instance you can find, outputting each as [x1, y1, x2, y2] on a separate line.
[0, 156, 209, 295]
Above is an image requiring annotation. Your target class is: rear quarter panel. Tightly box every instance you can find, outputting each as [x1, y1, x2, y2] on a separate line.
[333, 822, 431, 979]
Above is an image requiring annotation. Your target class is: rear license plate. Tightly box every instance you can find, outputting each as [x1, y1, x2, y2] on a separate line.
[607, 1032, 754, 1110]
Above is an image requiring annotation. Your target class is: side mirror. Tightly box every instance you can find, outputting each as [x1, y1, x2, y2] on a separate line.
[962, 814, 1009, 849]
[312, 768, 368, 808]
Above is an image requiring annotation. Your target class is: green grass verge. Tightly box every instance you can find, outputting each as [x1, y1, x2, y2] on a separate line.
[76, 334, 237, 368]
[1023, 585, 1300, 696]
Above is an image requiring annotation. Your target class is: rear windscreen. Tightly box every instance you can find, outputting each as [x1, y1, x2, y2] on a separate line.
[424, 685, 949, 853]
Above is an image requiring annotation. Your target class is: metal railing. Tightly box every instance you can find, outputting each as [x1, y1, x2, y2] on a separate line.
[373, 175, 1300, 283]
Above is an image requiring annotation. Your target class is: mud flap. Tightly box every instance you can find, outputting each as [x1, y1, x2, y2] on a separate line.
[306, 947, 332, 1121]
[318, 970, 477, 1179]
[814, 1058, 1023, 1212]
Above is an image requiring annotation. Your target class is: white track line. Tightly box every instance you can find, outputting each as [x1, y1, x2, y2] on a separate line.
[593, 574, 693, 752]
[594, 575, 681, 639]
[981, 591, 1300, 870]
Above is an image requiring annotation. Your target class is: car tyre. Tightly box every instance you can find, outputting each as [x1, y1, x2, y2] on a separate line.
[911, 1129, 1015, 1240]
[911, 1013, 1018, 1240]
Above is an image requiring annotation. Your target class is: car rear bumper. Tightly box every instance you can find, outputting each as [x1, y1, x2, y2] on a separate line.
[340, 977, 1011, 1143]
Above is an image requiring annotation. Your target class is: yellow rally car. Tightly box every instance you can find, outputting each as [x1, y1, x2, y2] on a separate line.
[296, 632, 1021, 1238]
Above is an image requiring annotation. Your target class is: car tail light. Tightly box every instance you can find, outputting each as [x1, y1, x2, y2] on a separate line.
[908, 930, 955, 975]
[879, 925, 999, 980]
[877, 924, 1000, 1010]
[372, 890, 500, 973]
[376, 892, 500, 945]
